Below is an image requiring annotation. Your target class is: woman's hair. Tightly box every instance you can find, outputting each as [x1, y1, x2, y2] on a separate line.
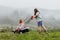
[34, 8, 39, 15]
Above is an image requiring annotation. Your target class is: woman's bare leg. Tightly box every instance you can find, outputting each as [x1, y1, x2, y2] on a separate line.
[42, 25, 47, 32]
[37, 26, 42, 33]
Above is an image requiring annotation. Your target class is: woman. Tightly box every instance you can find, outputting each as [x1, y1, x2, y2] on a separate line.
[14, 19, 29, 34]
[31, 8, 47, 33]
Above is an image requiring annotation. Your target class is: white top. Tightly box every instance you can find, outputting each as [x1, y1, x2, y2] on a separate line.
[19, 23, 29, 30]
[19, 23, 25, 30]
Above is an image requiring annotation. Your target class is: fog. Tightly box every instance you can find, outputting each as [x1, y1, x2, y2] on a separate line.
[0, 6, 60, 20]
[0, 6, 60, 29]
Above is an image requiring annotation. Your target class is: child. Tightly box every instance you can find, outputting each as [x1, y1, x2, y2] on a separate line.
[14, 19, 29, 34]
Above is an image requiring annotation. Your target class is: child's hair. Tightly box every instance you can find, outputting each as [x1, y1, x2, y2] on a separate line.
[19, 19, 24, 23]
[34, 8, 39, 15]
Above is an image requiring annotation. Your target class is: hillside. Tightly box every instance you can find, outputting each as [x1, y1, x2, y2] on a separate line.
[0, 6, 60, 29]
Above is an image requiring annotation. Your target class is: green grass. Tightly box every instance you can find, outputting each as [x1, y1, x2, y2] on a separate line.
[0, 30, 60, 40]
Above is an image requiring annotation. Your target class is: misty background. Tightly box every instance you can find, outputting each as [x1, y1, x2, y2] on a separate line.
[0, 0, 60, 30]
[0, 6, 60, 30]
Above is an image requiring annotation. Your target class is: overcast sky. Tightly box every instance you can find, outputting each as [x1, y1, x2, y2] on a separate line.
[0, 0, 60, 9]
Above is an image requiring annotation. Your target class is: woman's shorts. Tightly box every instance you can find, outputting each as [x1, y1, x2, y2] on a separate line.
[37, 21, 42, 26]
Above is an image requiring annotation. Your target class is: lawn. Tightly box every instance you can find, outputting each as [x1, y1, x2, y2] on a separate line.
[0, 30, 60, 40]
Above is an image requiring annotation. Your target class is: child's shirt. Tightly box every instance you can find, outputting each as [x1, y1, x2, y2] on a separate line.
[19, 22, 25, 30]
